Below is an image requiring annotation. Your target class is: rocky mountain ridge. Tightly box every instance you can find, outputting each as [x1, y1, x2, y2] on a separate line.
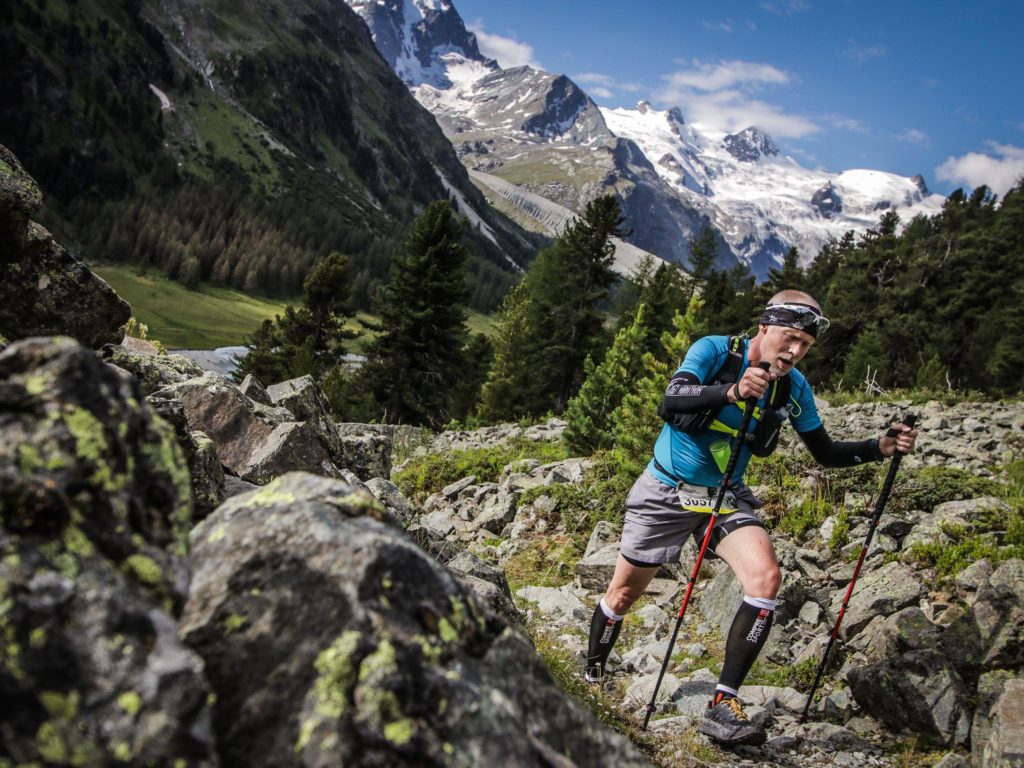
[345, 0, 946, 278]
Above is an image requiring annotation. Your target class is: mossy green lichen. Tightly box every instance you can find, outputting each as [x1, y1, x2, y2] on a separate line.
[36, 721, 68, 763]
[113, 742, 132, 761]
[313, 631, 362, 719]
[29, 627, 46, 649]
[40, 690, 79, 720]
[122, 554, 164, 591]
[2, 594, 25, 677]
[17, 444, 42, 474]
[35, 691, 95, 765]
[221, 613, 247, 635]
[39, 541, 79, 580]
[354, 639, 417, 743]
[248, 487, 297, 508]
[144, 416, 192, 552]
[64, 406, 124, 493]
[357, 639, 397, 683]
[117, 690, 142, 717]
[297, 630, 363, 754]
[24, 372, 49, 397]
[413, 634, 442, 663]
[383, 718, 415, 746]
[63, 526, 94, 558]
[437, 618, 457, 644]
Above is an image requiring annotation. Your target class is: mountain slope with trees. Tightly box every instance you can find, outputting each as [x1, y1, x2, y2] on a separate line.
[0, 0, 538, 310]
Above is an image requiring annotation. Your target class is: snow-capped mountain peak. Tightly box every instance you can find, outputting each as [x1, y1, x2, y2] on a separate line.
[346, 0, 946, 279]
[349, 0, 497, 88]
[722, 127, 779, 163]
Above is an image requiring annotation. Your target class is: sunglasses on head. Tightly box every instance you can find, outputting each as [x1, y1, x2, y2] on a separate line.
[761, 302, 830, 337]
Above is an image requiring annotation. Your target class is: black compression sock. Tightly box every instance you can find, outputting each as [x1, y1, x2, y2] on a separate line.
[718, 596, 777, 693]
[584, 598, 623, 677]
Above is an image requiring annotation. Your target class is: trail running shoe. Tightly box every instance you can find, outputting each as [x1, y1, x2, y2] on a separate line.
[697, 697, 767, 746]
[582, 664, 602, 684]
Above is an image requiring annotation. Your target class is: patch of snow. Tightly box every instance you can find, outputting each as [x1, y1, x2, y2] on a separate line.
[149, 84, 172, 111]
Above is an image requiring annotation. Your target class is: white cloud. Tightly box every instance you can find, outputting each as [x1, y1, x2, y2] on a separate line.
[936, 142, 1024, 197]
[760, 0, 810, 15]
[702, 18, 735, 33]
[466, 21, 541, 69]
[663, 59, 790, 91]
[844, 40, 887, 64]
[895, 128, 929, 145]
[573, 72, 643, 98]
[655, 59, 817, 139]
[821, 113, 869, 133]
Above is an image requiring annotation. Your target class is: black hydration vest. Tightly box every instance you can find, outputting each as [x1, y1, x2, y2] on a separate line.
[658, 335, 792, 457]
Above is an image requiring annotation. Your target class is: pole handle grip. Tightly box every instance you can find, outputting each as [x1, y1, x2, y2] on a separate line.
[884, 414, 917, 453]
[743, 361, 772, 405]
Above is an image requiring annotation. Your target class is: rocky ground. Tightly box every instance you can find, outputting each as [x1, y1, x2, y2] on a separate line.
[1, 142, 1021, 766]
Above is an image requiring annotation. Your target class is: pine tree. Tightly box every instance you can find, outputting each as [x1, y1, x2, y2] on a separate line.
[358, 200, 471, 427]
[762, 246, 806, 297]
[480, 194, 622, 419]
[478, 283, 534, 421]
[615, 258, 694, 355]
[563, 304, 652, 455]
[608, 297, 703, 478]
[236, 252, 357, 393]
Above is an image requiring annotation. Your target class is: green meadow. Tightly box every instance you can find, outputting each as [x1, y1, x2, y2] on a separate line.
[95, 265, 497, 351]
[94, 266, 293, 350]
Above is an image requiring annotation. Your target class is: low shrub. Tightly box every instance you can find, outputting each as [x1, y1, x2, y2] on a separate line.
[393, 438, 569, 501]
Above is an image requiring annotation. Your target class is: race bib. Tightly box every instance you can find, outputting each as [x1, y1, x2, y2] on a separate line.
[676, 482, 738, 515]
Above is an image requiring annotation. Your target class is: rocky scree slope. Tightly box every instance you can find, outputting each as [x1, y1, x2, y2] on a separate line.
[400, 407, 1024, 768]
[0, 147, 650, 765]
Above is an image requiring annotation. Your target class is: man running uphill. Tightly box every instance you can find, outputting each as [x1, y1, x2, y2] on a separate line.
[584, 290, 918, 746]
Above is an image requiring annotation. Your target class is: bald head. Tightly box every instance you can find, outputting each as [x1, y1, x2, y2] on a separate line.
[768, 290, 820, 312]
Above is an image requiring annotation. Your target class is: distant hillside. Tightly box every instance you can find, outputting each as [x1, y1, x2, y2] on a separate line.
[0, 0, 540, 310]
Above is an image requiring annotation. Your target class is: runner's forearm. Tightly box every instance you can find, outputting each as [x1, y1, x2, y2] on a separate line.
[798, 425, 884, 467]
[658, 372, 732, 416]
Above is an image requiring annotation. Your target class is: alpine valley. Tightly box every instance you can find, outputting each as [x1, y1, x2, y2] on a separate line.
[345, 0, 946, 278]
[0, 0, 538, 310]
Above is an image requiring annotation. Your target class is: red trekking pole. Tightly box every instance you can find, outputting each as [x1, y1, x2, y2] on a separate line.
[641, 362, 769, 731]
[799, 414, 917, 723]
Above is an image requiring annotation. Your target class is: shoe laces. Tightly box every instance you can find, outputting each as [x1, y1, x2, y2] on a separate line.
[723, 697, 749, 721]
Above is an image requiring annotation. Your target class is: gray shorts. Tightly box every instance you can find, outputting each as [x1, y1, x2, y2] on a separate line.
[619, 470, 763, 566]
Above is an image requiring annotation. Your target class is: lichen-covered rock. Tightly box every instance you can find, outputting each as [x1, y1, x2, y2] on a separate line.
[102, 343, 206, 395]
[0, 143, 43, 248]
[0, 147, 130, 348]
[238, 420, 340, 485]
[0, 336, 216, 766]
[943, 557, 1024, 670]
[972, 671, 1024, 768]
[848, 648, 972, 745]
[239, 374, 273, 405]
[828, 561, 924, 636]
[152, 373, 346, 486]
[145, 391, 226, 520]
[337, 424, 393, 480]
[182, 472, 651, 767]
[266, 375, 346, 466]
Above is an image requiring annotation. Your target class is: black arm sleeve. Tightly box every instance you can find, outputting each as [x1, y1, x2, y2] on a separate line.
[797, 425, 884, 467]
[658, 371, 731, 417]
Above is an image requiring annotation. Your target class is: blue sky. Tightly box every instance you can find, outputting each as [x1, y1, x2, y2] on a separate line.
[453, 0, 1024, 197]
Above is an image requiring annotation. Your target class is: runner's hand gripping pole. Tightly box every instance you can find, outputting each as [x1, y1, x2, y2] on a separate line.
[641, 362, 770, 731]
[799, 413, 917, 723]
